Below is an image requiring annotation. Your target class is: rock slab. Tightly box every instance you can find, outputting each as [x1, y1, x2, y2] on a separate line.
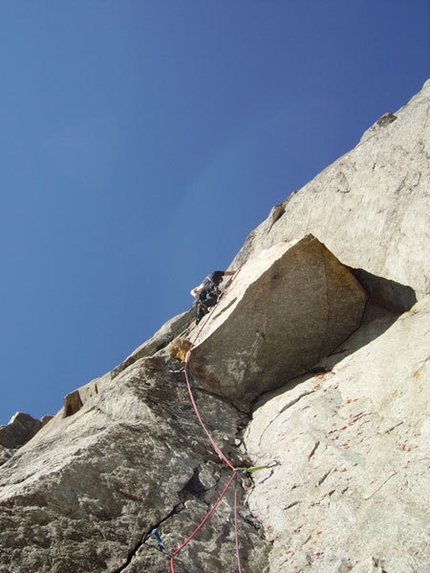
[0, 80, 429, 573]
[244, 295, 430, 572]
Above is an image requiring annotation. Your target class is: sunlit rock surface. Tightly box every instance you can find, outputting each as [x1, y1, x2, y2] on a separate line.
[245, 295, 430, 572]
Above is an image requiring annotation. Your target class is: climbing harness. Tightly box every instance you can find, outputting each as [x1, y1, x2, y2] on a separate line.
[194, 271, 229, 323]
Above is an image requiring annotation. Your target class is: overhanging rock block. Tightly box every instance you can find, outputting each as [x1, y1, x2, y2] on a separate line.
[188, 234, 367, 410]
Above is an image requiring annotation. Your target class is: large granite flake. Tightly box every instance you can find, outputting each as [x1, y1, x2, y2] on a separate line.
[188, 235, 367, 410]
[231, 80, 430, 301]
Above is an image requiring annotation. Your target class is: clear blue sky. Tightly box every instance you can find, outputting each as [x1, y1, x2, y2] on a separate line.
[1, 1, 429, 425]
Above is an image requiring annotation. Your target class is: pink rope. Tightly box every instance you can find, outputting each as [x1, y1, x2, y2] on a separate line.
[234, 473, 242, 573]
[169, 470, 237, 571]
[182, 362, 235, 470]
[181, 269, 243, 468]
[169, 268, 244, 572]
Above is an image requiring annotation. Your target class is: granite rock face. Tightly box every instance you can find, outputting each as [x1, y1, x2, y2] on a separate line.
[0, 80, 429, 573]
[232, 79, 430, 302]
[244, 296, 430, 572]
[188, 235, 367, 411]
[0, 351, 269, 573]
[239, 80, 430, 572]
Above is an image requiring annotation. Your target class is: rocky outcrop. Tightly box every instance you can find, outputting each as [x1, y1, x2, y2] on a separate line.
[0, 80, 429, 573]
[0, 412, 53, 469]
[63, 310, 195, 418]
[188, 235, 367, 411]
[0, 412, 43, 449]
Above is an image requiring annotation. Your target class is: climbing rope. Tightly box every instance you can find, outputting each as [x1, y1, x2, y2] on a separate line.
[169, 471, 239, 573]
[164, 266, 278, 572]
[182, 347, 235, 470]
[169, 269, 243, 573]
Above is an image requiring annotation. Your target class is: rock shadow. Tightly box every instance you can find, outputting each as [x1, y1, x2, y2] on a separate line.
[350, 267, 417, 317]
[321, 267, 416, 365]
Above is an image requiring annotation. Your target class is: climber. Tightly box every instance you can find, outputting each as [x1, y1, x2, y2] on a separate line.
[191, 270, 236, 323]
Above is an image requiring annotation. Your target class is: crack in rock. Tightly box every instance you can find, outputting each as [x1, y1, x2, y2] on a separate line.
[258, 389, 317, 446]
[112, 502, 185, 572]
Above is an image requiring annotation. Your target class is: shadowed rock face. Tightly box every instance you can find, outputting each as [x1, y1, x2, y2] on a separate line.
[0, 80, 429, 573]
[188, 235, 367, 411]
[0, 412, 43, 449]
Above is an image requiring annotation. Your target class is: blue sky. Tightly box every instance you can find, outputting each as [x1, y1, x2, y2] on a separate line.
[1, 1, 429, 425]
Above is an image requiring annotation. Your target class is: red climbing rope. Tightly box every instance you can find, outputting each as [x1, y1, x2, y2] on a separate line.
[169, 268, 243, 573]
[182, 358, 235, 470]
[180, 267, 244, 470]
[234, 473, 242, 573]
[169, 470, 238, 572]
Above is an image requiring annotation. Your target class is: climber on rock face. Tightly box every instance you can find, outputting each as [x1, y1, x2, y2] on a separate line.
[191, 270, 236, 323]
